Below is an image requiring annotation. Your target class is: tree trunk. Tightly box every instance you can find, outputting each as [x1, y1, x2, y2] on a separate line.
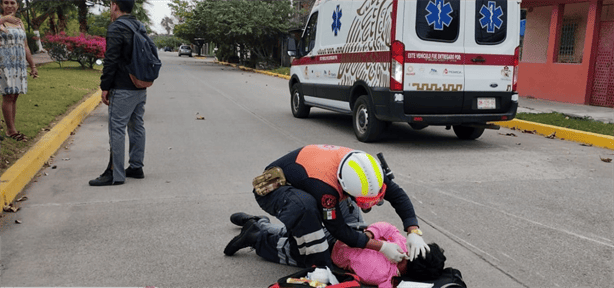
[57, 7, 67, 33]
[30, 8, 54, 31]
[78, 0, 88, 34]
[49, 13, 57, 35]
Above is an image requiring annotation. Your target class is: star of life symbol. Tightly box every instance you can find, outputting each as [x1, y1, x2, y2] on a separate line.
[332, 5, 342, 36]
[479, 1, 504, 33]
[425, 0, 454, 31]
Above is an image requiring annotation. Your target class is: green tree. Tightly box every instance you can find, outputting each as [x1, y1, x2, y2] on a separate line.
[87, 11, 110, 37]
[183, 0, 293, 66]
[152, 34, 183, 49]
[160, 16, 174, 35]
[73, 0, 152, 35]
[168, 0, 195, 42]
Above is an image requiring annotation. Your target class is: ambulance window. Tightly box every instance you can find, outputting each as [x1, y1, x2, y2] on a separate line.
[475, 0, 507, 44]
[302, 12, 318, 55]
[415, 0, 461, 42]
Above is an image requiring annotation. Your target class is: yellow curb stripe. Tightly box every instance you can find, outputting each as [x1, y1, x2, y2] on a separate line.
[1, 90, 102, 207]
[493, 119, 614, 150]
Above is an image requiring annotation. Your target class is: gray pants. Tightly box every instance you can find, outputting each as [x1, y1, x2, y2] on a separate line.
[107, 89, 146, 183]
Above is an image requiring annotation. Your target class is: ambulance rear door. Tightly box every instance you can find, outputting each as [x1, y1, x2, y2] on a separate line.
[402, 0, 467, 115]
[463, 0, 519, 114]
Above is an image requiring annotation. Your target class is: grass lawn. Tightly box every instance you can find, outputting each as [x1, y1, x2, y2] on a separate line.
[1, 61, 101, 173]
[516, 112, 613, 136]
[268, 67, 290, 76]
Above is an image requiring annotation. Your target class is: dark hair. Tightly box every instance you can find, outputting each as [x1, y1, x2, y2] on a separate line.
[404, 243, 446, 281]
[112, 0, 134, 13]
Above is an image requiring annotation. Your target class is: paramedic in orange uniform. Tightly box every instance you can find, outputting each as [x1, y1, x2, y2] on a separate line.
[224, 144, 429, 268]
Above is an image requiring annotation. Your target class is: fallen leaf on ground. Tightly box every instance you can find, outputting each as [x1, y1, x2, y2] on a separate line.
[522, 130, 536, 134]
[16, 196, 28, 202]
[600, 157, 612, 163]
[196, 116, 205, 120]
[498, 133, 517, 137]
[580, 143, 593, 147]
[546, 132, 556, 139]
[3, 204, 20, 213]
[15, 220, 21, 224]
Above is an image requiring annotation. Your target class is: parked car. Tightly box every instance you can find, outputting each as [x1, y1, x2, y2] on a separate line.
[178, 45, 192, 57]
[164, 46, 172, 52]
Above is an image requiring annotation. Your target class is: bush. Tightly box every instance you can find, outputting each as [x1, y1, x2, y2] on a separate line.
[215, 44, 238, 62]
[42, 32, 106, 69]
[26, 31, 39, 53]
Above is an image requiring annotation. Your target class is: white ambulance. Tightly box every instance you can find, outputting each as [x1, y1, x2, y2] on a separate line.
[288, 0, 521, 142]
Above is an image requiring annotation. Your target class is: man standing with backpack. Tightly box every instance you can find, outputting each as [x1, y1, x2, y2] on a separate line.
[90, 0, 160, 186]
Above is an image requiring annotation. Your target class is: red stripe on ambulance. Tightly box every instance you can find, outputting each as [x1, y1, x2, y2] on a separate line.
[291, 51, 514, 66]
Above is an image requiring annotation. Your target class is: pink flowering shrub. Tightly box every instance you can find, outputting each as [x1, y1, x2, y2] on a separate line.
[42, 32, 106, 69]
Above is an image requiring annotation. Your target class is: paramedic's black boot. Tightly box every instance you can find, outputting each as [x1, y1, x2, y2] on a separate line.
[230, 212, 269, 227]
[224, 220, 260, 256]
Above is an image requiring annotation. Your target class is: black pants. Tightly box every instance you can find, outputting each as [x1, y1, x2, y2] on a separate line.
[255, 186, 331, 267]
[254, 187, 364, 268]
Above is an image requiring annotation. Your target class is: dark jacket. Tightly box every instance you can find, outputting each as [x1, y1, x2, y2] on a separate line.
[100, 15, 144, 91]
[266, 145, 419, 249]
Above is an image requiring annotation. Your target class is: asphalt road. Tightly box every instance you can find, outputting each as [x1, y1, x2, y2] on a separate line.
[0, 52, 612, 287]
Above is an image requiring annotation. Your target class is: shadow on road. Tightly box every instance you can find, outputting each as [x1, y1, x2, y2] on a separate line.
[301, 111, 499, 149]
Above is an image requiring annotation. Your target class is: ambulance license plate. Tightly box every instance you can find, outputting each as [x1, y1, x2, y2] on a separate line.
[477, 98, 496, 109]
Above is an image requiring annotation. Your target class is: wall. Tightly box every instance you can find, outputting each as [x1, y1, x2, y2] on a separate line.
[560, 2, 590, 63]
[518, 63, 589, 102]
[523, 6, 552, 62]
[518, 1, 602, 104]
[603, 3, 614, 20]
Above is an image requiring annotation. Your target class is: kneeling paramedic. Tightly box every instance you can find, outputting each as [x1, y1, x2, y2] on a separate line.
[224, 144, 429, 268]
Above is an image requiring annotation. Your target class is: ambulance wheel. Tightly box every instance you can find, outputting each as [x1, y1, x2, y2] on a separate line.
[353, 96, 384, 142]
[291, 84, 310, 118]
[453, 125, 485, 140]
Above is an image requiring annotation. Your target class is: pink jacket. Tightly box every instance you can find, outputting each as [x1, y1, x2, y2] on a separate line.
[331, 222, 408, 288]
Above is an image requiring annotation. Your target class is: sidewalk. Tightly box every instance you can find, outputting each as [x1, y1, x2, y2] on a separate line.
[32, 51, 54, 66]
[494, 96, 613, 150]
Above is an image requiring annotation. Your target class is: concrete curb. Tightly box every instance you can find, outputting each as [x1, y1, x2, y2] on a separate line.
[1, 90, 102, 207]
[492, 119, 614, 150]
[214, 60, 613, 150]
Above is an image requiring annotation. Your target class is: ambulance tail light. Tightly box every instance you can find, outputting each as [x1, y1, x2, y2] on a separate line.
[390, 41, 405, 91]
[512, 46, 520, 91]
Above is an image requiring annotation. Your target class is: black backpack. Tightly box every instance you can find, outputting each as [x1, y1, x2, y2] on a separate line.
[116, 18, 162, 88]
[393, 267, 467, 288]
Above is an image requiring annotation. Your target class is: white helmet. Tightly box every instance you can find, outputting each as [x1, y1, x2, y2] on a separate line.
[337, 151, 384, 199]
